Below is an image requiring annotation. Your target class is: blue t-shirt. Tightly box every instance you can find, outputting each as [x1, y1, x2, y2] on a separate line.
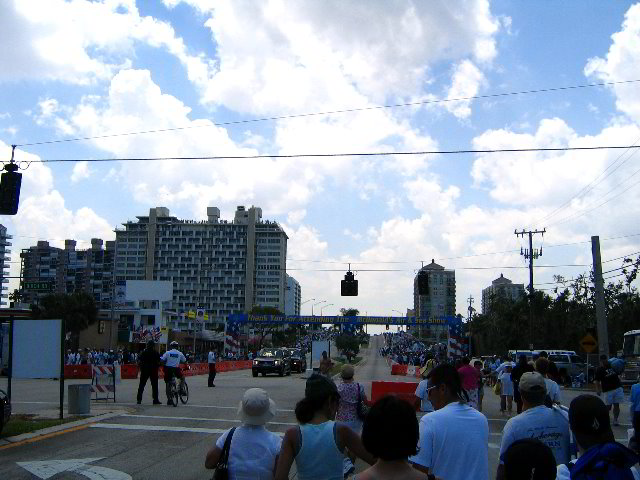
[631, 383, 640, 415]
[499, 405, 571, 466]
[415, 379, 434, 412]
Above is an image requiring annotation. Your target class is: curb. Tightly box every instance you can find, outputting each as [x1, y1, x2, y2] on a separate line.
[0, 410, 128, 444]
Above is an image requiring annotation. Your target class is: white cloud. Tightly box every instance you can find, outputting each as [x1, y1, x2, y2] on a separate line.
[343, 229, 362, 241]
[286, 209, 306, 224]
[584, 3, 640, 123]
[71, 161, 91, 183]
[445, 60, 486, 119]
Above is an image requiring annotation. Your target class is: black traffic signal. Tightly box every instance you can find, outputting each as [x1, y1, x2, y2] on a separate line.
[0, 161, 21, 215]
[341, 270, 358, 296]
[418, 271, 429, 295]
[385, 324, 389, 330]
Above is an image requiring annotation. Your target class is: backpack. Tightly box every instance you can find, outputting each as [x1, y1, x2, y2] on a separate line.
[567, 442, 639, 480]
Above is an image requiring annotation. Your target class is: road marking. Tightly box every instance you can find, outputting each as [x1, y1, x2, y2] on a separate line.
[121, 414, 298, 426]
[90, 423, 285, 436]
[0, 425, 89, 451]
[17, 458, 132, 480]
[11, 401, 296, 412]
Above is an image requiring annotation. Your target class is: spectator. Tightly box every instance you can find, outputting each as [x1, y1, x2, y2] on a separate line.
[496, 372, 570, 479]
[458, 356, 481, 409]
[631, 374, 640, 453]
[319, 351, 333, 376]
[336, 364, 368, 477]
[502, 438, 557, 480]
[535, 357, 561, 406]
[136, 340, 161, 405]
[511, 354, 534, 414]
[595, 354, 624, 426]
[499, 364, 514, 416]
[414, 364, 435, 414]
[357, 396, 430, 480]
[207, 348, 217, 388]
[275, 374, 375, 480]
[556, 394, 640, 479]
[409, 364, 489, 480]
[538, 351, 560, 384]
[205, 388, 281, 479]
[474, 360, 485, 412]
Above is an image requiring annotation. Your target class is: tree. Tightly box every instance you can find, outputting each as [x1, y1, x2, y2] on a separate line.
[8, 289, 22, 303]
[335, 334, 360, 360]
[249, 306, 284, 350]
[340, 308, 360, 317]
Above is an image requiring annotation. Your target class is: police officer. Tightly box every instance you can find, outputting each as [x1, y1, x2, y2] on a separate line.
[161, 341, 187, 405]
[208, 348, 217, 387]
[137, 340, 161, 405]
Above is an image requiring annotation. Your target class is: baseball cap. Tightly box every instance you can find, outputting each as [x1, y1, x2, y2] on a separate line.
[305, 373, 339, 401]
[519, 372, 547, 393]
[569, 395, 614, 443]
[503, 439, 556, 480]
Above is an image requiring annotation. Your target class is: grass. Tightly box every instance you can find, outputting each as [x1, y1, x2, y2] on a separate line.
[1, 414, 81, 439]
[334, 356, 363, 365]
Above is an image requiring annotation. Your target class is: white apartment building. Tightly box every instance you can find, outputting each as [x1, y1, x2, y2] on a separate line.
[481, 273, 525, 314]
[285, 274, 301, 316]
[114, 206, 288, 332]
[413, 259, 456, 342]
[0, 225, 11, 306]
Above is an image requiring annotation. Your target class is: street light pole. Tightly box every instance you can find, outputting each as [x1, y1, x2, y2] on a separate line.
[320, 303, 334, 316]
[299, 298, 315, 346]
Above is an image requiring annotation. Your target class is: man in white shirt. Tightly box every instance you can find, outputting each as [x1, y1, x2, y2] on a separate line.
[160, 341, 187, 405]
[409, 364, 489, 480]
[414, 363, 435, 413]
[496, 372, 570, 480]
[208, 348, 217, 387]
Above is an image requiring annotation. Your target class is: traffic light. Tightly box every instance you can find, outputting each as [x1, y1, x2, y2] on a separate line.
[341, 270, 358, 296]
[0, 160, 21, 215]
[385, 324, 389, 330]
[418, 271, 429, 295]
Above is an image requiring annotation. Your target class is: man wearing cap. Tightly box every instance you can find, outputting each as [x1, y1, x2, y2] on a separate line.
[556, 394, 640, 479]
[414, 363, 435, 413]
[595, 354, 624, 426]
[496, 372, 570, 480]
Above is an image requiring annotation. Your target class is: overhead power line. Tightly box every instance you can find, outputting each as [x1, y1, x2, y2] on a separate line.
[15, 78, 640, 148]
[22, 144, 640, 164]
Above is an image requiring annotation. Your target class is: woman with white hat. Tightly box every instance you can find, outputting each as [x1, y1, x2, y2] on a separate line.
[205, 388, 281, 479]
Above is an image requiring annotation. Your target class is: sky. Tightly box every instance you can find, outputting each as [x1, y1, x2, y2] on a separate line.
[1, 0, 640, 329]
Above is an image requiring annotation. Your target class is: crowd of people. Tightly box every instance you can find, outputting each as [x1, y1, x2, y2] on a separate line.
[379, 332, 446, 367]
[65, 347, 138, 365]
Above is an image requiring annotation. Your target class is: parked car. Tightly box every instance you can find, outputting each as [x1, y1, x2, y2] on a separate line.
[548, 353, 595, 384]
[0, 389, 10, 435]
[288, 348, 307, 373]
[252, 348, 292, 377]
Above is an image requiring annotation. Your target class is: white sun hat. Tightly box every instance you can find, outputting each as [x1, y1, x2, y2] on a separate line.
[237, 388, 276, 426]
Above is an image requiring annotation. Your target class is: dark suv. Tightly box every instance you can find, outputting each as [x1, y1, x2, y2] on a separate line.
[288, 348, 307, 373]
[0, 389, 10, 435]
[252, 348, 292, 377]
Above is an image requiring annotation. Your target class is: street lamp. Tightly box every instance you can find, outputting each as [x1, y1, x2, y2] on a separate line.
[320, 303, 334, 316]
[312, 300, 326, 316]
[392, 309, 403, 316]
[301, 298, 315, 313]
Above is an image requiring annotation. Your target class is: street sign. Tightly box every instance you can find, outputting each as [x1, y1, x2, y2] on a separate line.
[23, 281, 54, 291]
[580, 333, 598, 353]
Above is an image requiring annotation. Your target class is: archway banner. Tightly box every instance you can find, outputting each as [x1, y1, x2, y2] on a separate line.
[228, 314, 460, 327]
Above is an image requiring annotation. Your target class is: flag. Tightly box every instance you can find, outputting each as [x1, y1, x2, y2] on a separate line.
[448, 323, 467, 357]
[225, 320, 241, 354]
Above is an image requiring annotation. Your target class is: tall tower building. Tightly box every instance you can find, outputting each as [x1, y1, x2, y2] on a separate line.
[481, 273, 525, 314]
[114, 206, 288, 330]
[413, 259, 456, 342]
[0, 225, 12, 306]
[285, 274, 301, 316]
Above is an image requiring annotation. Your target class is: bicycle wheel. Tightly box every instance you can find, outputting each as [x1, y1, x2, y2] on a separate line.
[179, 381, 189, 404]
[170, 381, 178, 407]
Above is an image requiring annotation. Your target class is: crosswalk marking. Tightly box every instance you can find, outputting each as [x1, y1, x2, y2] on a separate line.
[90, 423, 285, 436]
[121, 414, 297, 426]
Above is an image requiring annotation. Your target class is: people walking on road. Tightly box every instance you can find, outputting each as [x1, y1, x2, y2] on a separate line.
[409, 363, 489, 480]
[595, 354, 624, 426]
[414, 363, 435, 414]
[502, 438, 557, 480]
[474, 360, 485, 412]
[319, 350, 333, 376]
[208, 348, 217, 387]
[511, 354, 534, 414]
[535, 357, 561, 406]
[556, 394, 640, 479]
[499, 364, 514, 415]
[336, 364, 368, 477]
[136, 340, 161, 405]
[458, 356, 481, 409]
[160, 341, 187, 405]
[205, 388, 282, 480]
[275, 374, 375, 480]
[496, 372, 570, 479]
[357, 395, 430, 480]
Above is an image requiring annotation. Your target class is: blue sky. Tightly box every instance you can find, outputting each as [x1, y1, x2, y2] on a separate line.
[1, 0, 640, 325]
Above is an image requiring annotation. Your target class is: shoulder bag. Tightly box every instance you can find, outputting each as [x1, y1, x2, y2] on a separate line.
[213, 427, 237, 480]
[356, 383, 370, 420]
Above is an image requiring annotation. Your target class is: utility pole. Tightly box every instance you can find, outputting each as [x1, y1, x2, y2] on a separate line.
[514, 228, 546, 350]
[591, 236, 609, 358]
[467, 295, 474, 322]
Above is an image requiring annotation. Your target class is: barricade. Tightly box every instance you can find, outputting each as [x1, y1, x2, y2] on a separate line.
[120, 364, 139, 379]
[64, 364, 92, 379]
[390, 364, 408, 375]
[91, 365, 119, 402]
[371, 380, 419, 411]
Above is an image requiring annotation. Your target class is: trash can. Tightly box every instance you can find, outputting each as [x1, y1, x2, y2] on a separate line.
[68, 384, 91, 414]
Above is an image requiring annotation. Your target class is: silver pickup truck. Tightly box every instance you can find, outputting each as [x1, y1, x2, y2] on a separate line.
[548, 353, 595, 384]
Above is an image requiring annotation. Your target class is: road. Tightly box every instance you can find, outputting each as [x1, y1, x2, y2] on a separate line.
[0, 336, 635, 479]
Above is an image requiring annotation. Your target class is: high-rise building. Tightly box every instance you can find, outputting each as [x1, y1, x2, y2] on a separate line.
[413, 259, 456, 341]
[0, 225, 12, 306]
[285, 274, 301, 316]
[19, 238, 115, 309]
[481, 273, 525, 314]
[114, 206, 288, 331]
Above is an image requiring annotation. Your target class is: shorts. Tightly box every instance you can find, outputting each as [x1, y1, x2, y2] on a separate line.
[604, 386, 624, 405]
[466, 388, 478, 409]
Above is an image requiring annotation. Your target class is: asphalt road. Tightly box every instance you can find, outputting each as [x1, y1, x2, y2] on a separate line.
[0, 336, 635, 479]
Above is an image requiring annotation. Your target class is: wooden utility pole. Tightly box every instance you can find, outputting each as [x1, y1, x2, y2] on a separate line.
[591, 236, 609, 358]
[515, 228, 546, 349]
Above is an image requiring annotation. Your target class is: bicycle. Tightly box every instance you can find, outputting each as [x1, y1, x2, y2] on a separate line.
[166, 367, 189, 406]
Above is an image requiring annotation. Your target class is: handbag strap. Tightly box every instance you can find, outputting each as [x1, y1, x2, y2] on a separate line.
[218, 427, 237, 467]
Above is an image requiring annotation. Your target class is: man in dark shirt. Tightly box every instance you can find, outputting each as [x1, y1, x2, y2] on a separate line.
[137, 340, 162, 405]
[511, 354, 534, 414]
[595, 354, 624, 426]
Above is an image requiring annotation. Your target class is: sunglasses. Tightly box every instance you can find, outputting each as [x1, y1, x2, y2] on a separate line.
[426, 384, 440, 396]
